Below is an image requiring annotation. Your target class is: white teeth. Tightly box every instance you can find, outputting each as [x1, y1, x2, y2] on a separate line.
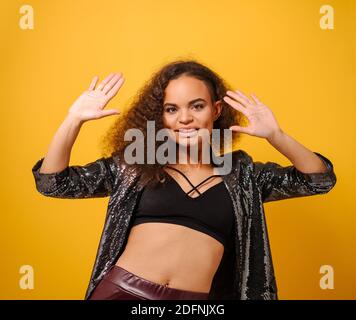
[177, 129, 198, 137]
[179, 129, 196, 132]
[177, 128, 198, 132]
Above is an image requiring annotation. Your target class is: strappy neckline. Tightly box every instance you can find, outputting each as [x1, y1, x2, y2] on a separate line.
[165, 165, 223, 199]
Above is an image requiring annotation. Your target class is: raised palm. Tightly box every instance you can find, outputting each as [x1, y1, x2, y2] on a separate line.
[68, 72, 125, 122]
[223, 89, 282, 140]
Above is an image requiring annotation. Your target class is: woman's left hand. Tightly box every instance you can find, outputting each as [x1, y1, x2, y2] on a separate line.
[223, 90, 282, 140]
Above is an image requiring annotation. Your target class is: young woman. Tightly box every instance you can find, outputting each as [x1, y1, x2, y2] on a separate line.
[32, 60, 337, 300]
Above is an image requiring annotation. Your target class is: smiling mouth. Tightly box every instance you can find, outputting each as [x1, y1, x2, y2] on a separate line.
[175, 129, 198, 132]
[174, 129, 199, 138]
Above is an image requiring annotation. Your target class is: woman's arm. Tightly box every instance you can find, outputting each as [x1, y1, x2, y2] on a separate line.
[224, 89, 336, 202]
[250, 150, 336, 203]
[33, 72, 125, 198]
[39, 114, 84, 174]
[254, 130, 337, 202]
[266, 129, 329, 174]
[39, 72, 124, 174]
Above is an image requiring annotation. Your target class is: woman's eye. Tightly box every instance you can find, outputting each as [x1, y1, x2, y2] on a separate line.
[165, 104, 204, 113]
[165, 107, 176, 113]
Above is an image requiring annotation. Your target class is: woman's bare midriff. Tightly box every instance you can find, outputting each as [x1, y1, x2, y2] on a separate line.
[115, 222, 225, 293]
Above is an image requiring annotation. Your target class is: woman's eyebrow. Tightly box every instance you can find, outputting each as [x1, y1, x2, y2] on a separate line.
[163, 98, 207, 107]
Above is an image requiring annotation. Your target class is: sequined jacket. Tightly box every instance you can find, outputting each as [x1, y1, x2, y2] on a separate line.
[31, 149, 337, 300]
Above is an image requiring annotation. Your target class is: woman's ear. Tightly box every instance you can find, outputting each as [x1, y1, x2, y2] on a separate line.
[213, 100, 223, 121]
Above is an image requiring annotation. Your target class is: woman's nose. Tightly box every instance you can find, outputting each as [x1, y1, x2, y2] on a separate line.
[178, 109, 193, 123]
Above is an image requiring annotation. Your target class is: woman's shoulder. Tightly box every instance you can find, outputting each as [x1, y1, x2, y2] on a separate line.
[212, 149, 253, 175]
[226, 149, 254, 164]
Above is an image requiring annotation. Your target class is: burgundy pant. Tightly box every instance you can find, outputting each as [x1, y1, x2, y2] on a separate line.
[88, 265, 210, 300]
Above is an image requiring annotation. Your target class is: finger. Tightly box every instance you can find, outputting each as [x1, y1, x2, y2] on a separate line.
[88, 76, 98, 90]
[226, 91, 250, 108]
[99, 109, 120, 118]
[106, 76, 125, 100]
[251, 93, 263, 105]
[229, 125, 251, 134]
[102, 73, 123, 95]
[235, 90, 254, 105]
[223, 96, 248, 116]
[97, 73, 116, 91]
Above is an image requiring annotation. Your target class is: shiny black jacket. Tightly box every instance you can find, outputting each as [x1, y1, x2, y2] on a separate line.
[32, 149, 337, 300]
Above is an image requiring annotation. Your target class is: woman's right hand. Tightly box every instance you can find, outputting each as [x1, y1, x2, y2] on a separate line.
[68, 72, 125, 123]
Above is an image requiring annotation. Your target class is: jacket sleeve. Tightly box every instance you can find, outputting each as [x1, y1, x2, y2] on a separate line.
[31, 156, 119, 199]
[251, 152, 337, 203]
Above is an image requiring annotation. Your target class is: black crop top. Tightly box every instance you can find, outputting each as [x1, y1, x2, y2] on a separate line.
[132, 166, 234, 251]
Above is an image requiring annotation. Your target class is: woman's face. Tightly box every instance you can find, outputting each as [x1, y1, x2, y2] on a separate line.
[162, 75, 222, 149]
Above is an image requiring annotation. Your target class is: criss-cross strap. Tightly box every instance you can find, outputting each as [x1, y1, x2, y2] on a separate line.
[165, 166, 222, 196]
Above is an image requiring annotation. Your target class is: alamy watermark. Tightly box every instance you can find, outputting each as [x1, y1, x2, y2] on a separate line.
[319, 264, 334, 290]
[19, 265, 34, 290]
[19, 4, 34, 30]
[124, 121, 233, 175]
[320, 4, 334, 30]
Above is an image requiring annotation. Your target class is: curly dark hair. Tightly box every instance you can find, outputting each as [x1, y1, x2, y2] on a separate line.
[100, 59, 246, 189]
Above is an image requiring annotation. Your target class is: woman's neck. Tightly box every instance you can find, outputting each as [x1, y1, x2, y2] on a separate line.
[168, 143, 216, 171]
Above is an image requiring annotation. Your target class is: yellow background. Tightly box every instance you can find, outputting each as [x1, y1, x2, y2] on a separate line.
[0, 0, 355, 299]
